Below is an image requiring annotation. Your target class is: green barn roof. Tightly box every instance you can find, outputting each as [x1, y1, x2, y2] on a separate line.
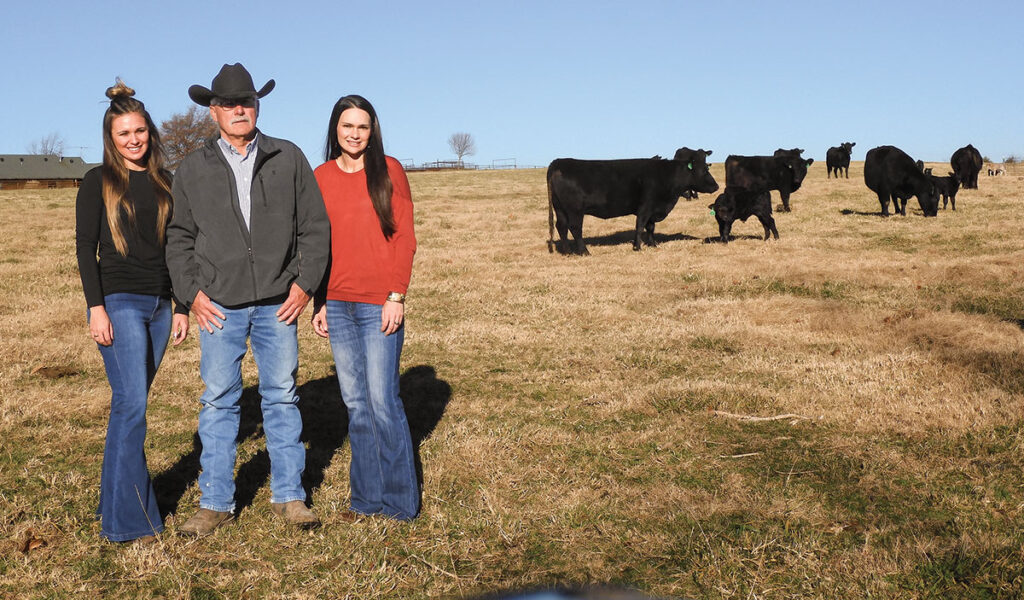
[0, 155, 97, 180]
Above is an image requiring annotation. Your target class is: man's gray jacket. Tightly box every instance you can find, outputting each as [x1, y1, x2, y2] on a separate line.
[167, 132, 330, 308]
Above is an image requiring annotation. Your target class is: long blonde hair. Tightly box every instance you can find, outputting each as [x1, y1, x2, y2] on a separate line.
[101, 79, 173, 256]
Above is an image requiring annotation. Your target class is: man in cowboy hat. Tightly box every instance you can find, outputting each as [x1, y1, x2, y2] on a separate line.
[166, 63, 330, 536]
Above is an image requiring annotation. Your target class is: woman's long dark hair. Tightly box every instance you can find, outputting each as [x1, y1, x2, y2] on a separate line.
[101, 79, 172, 255]
[324, 94, 394, 238]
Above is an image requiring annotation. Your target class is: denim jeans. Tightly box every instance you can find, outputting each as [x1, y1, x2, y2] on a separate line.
[94, 293, 171, 542]
[196, 300, 306, 512]
[326, 300, 419, 520]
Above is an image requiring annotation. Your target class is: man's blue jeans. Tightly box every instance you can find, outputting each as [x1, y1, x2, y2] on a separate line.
[197, 300, 306, 512]
[326, 300, 419, 520]
[94, 293, 171, 542]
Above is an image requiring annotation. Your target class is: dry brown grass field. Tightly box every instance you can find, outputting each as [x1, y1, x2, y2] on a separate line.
[3, 161, 1024, 599]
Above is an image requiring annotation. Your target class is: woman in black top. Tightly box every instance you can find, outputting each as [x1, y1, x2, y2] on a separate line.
[75, 79, 188, 543]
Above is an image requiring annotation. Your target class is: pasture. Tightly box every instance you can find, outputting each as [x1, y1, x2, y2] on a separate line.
[3, 161, 1024, 599]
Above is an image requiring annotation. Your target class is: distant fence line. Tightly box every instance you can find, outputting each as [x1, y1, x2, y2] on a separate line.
[399, 158, 543, 172]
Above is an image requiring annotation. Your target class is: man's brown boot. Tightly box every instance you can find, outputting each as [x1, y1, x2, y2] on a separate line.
[271, 501, 321, 530]
[178, 508, 235, 537]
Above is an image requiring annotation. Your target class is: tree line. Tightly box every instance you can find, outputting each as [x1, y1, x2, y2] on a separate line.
[27, 109, 476, 171]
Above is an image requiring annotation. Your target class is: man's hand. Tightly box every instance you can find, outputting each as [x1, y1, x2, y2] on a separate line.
[192, 290, 226, 333]
[276, 283, 310, 325]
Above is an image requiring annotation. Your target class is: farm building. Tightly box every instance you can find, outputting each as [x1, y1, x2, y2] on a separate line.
[0, 154, 96, 190]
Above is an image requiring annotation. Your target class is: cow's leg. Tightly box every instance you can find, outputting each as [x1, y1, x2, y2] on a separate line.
[878, 192, 890, 217]
[644, 221, 658, 247]
[759, 215, 779, 240]
[844, 167, 849, 179]
[633, 214, 647, 251]
[552, 208, 577, 253]
[568, 216, 588, 255]
[780, 191, 791, 212]
[554, 214, 570, 254]
[950, 194, 956, 211]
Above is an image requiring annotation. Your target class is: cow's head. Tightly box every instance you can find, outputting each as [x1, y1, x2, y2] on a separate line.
[783, 156, 813, 191]
[673, 147, 713, 161]
[841, 142, 856, 155]
[918, 183, 940, 217]
[673, 147, 719, 194]
[709, 191, 736, 217]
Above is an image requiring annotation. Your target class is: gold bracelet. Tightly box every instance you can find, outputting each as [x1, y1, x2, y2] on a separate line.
[386, 292, 406, 304]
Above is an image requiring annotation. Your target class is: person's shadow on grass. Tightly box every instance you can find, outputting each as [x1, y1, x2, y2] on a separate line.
[154, 364, 451, 519]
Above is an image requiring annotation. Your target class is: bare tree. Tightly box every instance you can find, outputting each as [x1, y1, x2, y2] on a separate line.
[160, 105, 219, 170]
[27, 132, 66, 156]
[448, 132, 476, 165]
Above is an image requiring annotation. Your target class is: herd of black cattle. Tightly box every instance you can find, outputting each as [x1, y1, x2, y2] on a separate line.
[546, 143, 985, 255]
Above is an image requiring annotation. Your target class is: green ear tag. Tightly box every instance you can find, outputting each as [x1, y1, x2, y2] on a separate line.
[709, 209, 716, 216]
[687, 162, 693, 170]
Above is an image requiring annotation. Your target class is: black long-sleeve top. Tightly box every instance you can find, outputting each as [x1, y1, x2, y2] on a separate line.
[75, 166, 187, 314]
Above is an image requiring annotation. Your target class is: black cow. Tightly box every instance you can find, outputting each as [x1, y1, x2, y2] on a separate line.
[951, 144, 983, 189]
[863, 145, 939, 217]
[674, 148, 713, 200]
[708, 187, 777, 243]
[773, 148, 805, 158]
[927, 171, 961, 210]
[826, 142, 856, 178]
[724, 153, 814, 212]
[547, 151, 719, 254]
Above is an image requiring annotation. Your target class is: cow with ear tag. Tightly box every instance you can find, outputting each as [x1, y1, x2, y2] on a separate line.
[674, 148, 713, 200]
[724, 152, 813, 212]
[547, 148, 719, 254]
[826, 142, 856, 178]
[708, 187, 778, 244]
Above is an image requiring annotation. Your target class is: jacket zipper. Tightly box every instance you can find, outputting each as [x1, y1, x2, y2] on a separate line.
[213, 146, 258, 300]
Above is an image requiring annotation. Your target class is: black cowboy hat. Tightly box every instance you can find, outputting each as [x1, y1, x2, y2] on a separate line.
[188, 63, 275, 107]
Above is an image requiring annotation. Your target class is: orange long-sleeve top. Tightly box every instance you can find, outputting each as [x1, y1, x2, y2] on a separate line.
[314, 156, 416, 305]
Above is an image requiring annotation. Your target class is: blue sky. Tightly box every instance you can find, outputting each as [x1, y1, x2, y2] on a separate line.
[3, 0, 1022, 167]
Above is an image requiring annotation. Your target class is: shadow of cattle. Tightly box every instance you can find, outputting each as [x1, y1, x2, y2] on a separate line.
[840, 208, 934, 218]
[840, 208, 909, 217]
[154, 364, 450, 518]
[553, 229, 699, 254]
[701, 234, 769, 244]
[840, 208, 883, 217]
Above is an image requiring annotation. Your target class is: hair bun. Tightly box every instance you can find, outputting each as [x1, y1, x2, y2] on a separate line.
[105, 78, 135, 100]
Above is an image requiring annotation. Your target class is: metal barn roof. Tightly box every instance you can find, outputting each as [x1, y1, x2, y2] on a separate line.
[0, 155, 96, 180]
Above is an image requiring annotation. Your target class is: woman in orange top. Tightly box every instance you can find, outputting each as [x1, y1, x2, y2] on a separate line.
[312, 95, 418, 520]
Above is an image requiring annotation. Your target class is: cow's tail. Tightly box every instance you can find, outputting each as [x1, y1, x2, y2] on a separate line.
[547, 174, 556, 253]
